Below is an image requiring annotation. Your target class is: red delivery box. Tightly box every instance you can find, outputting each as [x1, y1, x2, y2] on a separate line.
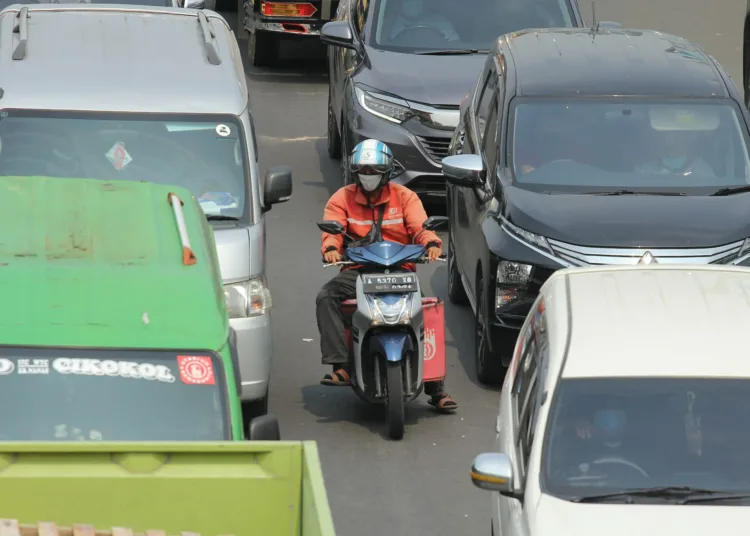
[341, 297, 446, 382]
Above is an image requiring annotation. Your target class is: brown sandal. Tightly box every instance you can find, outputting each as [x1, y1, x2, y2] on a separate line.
[320, 368, 351, 386]
[428, 393, 459, 413]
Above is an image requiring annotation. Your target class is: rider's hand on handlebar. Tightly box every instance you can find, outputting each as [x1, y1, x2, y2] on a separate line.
[324, 250, 342, 264]
[426, 246, 442, 261]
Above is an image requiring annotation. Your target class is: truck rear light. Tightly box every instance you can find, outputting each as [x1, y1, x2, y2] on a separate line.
[261, 2, 317, 17]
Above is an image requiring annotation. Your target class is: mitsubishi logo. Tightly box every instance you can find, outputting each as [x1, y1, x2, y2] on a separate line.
[638, 251, 658, 265]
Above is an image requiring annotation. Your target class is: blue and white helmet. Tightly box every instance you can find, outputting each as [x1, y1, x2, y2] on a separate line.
[349, 139, 394, 192]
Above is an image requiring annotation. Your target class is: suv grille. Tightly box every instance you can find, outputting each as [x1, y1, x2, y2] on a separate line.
[416, 135, 451, 162]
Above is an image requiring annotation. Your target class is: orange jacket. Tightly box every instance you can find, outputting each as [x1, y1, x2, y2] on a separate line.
[321, 183, 442, 269]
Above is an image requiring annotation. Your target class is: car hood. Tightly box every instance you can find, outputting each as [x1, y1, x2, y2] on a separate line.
[534, 494, 750, 536]
[356, 47, 486, 105]
[503, 187, 750, 247]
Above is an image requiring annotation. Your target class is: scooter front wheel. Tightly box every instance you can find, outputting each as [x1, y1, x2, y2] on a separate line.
[385, 360, 405, 440]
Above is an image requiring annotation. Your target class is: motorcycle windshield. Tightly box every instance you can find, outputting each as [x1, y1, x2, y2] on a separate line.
[348, 241, 424, 267]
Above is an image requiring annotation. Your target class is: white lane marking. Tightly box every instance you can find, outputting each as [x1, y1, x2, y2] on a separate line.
[259, 135, 326, 143]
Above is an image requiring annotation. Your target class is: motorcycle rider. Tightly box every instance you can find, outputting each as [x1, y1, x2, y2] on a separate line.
[316, 139, 458, 412]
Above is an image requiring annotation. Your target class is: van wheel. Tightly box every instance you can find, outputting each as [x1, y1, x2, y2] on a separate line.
[248, 30, 278, 67]
[328, 90, 342, 159]
[242, 395, 268, 432]
[475, 276, 505, 385]
[447, 236, 468, 305]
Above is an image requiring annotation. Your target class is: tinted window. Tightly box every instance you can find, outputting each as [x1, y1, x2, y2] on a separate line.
[0, 111, 249, 219]
[510, 100, 750, 195]
[354, 0, 371, 35]
[0, 350, 229, 441]
[543, 377, 750, 501]
[369, 0, 574, 53]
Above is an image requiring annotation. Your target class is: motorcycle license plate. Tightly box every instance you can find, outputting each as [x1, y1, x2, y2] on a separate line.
[362, 273, 418, 294]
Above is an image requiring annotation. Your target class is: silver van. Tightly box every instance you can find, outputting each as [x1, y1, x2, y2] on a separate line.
[0, 4, 292, 419]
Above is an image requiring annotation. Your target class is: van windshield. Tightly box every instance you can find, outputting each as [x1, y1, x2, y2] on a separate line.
[0, 349, 230, 441]
[0, 111, 249, 219]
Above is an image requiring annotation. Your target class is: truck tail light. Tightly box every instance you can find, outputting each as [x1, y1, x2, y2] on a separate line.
[261, 2, 317, 17]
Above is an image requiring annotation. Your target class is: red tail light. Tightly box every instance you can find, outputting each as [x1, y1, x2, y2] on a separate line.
[261, 2, 317, 17]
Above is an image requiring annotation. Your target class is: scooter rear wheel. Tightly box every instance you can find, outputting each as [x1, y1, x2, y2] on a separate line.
[385, 361, 405, 440]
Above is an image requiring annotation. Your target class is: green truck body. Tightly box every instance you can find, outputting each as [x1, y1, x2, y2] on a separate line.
[0, 442, 335, 536]
[0, 176, 247, 439]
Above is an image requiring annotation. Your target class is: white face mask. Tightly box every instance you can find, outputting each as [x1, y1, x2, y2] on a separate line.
[358, 173, 382, 192]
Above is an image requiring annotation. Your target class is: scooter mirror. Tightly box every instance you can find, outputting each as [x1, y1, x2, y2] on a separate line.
[317, 220, 346, 235]
[422, 215, 449, 231]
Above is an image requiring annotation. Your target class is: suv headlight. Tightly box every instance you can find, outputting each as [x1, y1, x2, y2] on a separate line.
[496, 261, 533, 311]
[355, 86, 413, 124]
[366, 294, 412, 325]
[224, 277, 272, 319]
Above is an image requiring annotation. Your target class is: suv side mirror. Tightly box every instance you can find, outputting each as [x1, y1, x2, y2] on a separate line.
[262, 165, 292, 214]
[247, 414, 281, 440]
[470, 452, 520, 499]
[321, 21, 357, 50]
[422, 215, 449, 231]
[442, 154, 484, 187]
[317, 220, 346, 235]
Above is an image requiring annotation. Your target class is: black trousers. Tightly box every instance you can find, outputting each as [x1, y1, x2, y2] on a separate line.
[316, 269, 444, 395]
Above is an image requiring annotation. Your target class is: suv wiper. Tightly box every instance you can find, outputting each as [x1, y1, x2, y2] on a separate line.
[415, 49, 490, 55]
[205, 214, 240, 221]
[710, 185, 750, 196]
[586, 189, 686, 196]
[572, 486, 743, 504]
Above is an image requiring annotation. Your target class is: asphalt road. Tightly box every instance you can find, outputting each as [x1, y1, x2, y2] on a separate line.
[223, 2, 746, 534]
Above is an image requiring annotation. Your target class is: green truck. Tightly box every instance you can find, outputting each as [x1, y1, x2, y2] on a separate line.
[0, 441, 335, 536]
[0, 175, 270, 440]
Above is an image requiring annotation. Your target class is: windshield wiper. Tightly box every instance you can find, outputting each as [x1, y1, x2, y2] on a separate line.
[415, 49, 490, 55]
[571, 486, 746, 504]
[205, 214, 240, 221]
[585, 189, 686, 196]
[710, 185, 750, 196]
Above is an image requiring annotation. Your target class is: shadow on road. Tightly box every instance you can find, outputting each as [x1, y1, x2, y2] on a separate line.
[300, 383, 442, 439]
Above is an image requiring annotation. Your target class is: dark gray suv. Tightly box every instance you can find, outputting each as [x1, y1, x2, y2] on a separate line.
[321, 0, 585, 200]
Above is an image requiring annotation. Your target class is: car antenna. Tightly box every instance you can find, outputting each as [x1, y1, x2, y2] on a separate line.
[590, 1, 600, 35]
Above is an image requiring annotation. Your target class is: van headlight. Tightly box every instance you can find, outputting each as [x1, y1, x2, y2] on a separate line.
[366, 294, 412, 325]
[495, 261, 533, 312]
[224, 277, 272, 318]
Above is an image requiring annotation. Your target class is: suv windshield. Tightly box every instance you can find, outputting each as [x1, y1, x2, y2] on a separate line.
[0, 349, 229, 441]
[0, 111, 248, 219]
[368, 0, 574, 53]
[510, 100, 750, 195]
[542, 377, 750, 501]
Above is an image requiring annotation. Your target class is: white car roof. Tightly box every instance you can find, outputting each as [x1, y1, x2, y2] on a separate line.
[544, 265, 750, 379]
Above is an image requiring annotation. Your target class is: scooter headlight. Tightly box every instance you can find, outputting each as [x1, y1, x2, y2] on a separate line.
[366, 294, 412, 325]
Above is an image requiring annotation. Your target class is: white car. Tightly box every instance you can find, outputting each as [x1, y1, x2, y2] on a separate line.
[471, 263, 750, 536]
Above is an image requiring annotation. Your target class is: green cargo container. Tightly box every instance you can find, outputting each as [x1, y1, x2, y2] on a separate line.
[0, 442, 335, 536]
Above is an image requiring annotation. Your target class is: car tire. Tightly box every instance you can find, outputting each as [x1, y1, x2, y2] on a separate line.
[327, 90, 342, 159]
[475, 274, 506, 385]
[242, 394, 269, 434]
[447, 235, 468, 305]
[340, 123, 352, 186]
[248, 30, 278, 68]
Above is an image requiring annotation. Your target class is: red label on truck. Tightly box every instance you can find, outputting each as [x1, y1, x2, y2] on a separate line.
[177, 355, 216, 385]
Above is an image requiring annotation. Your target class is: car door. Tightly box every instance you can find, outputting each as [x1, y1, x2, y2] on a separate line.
[463, 64, 503, 302]
[497, 296, 544, 536]
[328, 0, 354, 124]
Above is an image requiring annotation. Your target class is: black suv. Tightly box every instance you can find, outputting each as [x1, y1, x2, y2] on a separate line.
[320, 0, 588, 199]
[444, 27, 750, 384]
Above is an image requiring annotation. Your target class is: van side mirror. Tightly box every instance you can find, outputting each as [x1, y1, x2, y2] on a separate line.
[321, 21, 357, 50]
[422, 215, 449, 231]
[262, 166, 292, 214]
[317, 220, 346, 235]
[470, 453, 521, 499]
[442, 154, 484, 187]
[247, 414, 281, 441]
